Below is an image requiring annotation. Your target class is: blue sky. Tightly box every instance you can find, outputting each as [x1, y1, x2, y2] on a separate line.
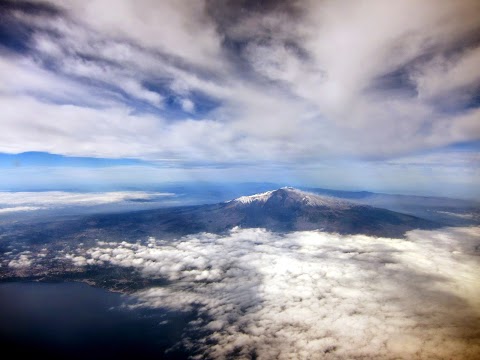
[0, 0, 479, 198]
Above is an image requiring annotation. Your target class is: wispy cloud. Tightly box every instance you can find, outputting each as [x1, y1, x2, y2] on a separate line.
[0, 0, 478, 164]
[0, 191, 174, 213]
[59, 226, 480, 359]
[0, 206, 43, 214]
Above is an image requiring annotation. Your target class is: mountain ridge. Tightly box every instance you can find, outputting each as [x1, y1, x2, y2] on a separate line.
[228, 187, 352, 209]
[1, 188, 440, 248]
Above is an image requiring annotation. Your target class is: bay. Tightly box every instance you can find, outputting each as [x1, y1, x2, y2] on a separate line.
[0, 281, 192, 359]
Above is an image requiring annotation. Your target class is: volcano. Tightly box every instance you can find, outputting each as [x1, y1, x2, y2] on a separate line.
[2, 188, 440, 248]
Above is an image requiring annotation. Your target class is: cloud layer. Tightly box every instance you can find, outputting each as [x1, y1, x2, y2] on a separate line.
[0, 191, 174, 213]
[0, 0, 479, 164]
[62, 226, 480, 359]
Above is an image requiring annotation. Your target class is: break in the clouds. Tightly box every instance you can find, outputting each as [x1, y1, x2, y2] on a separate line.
[0, 0, 479, 164]
[58, 227, 480, 359]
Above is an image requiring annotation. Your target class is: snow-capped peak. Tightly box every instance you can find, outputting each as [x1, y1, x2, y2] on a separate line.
[229, 187, 351, 209]
[231, 190, 276, 204]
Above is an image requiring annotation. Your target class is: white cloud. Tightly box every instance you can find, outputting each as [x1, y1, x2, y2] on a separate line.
[180, 98, 195, 113]
[0, 55, 107, 107]
[0, 0, 479, 179]
[0, 191, 174, 212]
[8, 253, 33, 268]
[437, 211, 476, 219]
[413, 46, 480, 102]
[0, 95, 165, 157]
[44, 0, 224, 69]
[64, 226, 480, 359]
[59, 55, 164, 107]
[0, 206, 43, 214]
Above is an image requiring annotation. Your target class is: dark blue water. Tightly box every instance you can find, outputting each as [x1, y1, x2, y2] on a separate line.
[0, 282, 192, 359]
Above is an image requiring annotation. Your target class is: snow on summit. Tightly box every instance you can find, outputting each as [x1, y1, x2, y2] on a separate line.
[231, 189, 277, 204]
[230, 187, 351, 209]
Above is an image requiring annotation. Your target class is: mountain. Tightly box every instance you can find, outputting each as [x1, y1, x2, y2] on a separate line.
[305, 187, 480, 226]
[215, 187, 437, 236]
[1, 188, 439, 249]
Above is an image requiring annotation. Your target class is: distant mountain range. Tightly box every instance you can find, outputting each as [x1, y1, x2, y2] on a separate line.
[1, 188, 440, 248]
[304, 187, 480, 225]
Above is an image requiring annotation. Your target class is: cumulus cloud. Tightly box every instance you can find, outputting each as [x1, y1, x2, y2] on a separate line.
[0, 0, 478, 164]
[65, 226, 480, 359]
[8, 252, 33, 268]
[0, 191, 174, 213]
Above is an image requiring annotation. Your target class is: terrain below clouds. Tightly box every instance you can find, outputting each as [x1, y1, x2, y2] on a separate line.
[3, 226, 480, 359]
[1, 188, 479, 359]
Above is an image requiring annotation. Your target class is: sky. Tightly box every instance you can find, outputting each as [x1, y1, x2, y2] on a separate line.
[1, 0, 480, 198]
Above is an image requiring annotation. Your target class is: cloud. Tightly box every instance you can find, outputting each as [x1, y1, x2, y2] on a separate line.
[0, 0, 478, 165]
[180, 98, 195, 113]
[62, 226, 480, 359]
[8, 252, 33, 268]
[0, 55, 107, 107]
[44, 0, 224, 69]
[0, 206, 43, 214]
[0, 191, 174, 213]
[436, 211, 478, 220]
[412, 46, 480, 104]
